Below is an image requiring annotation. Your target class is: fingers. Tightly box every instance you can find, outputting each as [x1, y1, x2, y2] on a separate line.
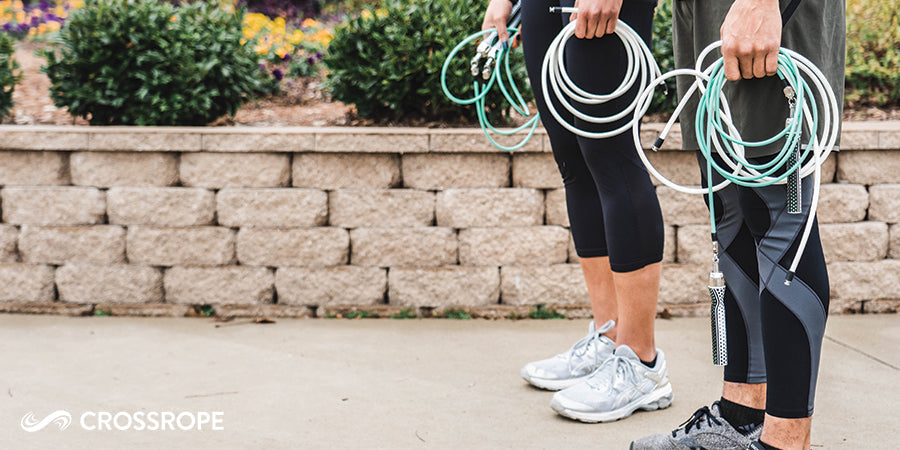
[765, 51, 778, 76]
[723, 54, 741, 81]
[721, 42, 779, 81]
[496, 22, 509, 45]
[571, 0, 620, 39]
[481, 0, 512, 44]
[605, 15, 617, 35]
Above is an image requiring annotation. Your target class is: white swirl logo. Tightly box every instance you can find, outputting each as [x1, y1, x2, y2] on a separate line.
[20, 410, 72, 432]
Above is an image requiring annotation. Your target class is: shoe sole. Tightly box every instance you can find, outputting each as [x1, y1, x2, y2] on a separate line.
[550, 382, 674, 423]
[520, 367, 588, 391]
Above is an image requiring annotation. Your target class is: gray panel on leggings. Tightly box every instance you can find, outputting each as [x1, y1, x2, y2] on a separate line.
[755, 176, 827, 415]
[710, 182, 767, 382]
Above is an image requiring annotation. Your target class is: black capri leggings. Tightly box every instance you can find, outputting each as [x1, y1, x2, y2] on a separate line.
[520, 0, 664, 273]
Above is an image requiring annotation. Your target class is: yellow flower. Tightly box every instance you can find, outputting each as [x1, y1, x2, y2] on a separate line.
[169, 15, 177, 22]
[360, 10, 372, 20]
[289, 30, 304, 45]
[310, 28, 333, 45]
[301, 18, 319, 29]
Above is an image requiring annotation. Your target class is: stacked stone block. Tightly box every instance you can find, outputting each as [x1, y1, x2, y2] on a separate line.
[0, 124, 897, 317]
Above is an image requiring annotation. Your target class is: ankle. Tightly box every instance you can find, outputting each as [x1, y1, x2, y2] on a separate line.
[719, 397, 764, 434]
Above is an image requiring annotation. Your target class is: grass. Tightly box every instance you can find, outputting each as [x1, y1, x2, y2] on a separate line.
[389, 308, 417, 319]
[441, 308, 472, 320]
[528, 304, 565, 320]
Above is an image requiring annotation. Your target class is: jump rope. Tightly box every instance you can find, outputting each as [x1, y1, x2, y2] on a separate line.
[441, 4, 839, 366]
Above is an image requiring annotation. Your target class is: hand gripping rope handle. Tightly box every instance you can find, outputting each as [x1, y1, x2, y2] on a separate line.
[630, 42, 839, 365]
[441, 7, 663, 150]
[440, 4, 539, 152]
[541, 7, 662, 139]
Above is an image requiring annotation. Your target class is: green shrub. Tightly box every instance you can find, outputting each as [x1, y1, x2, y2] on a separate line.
[845, 0, 900, 107]
[528, 304, 565, 320]
[0, 33, 21, 118]
[324, 0, 530, 123]
[649, 0, 676, 115]
[41, 0, 277, 126]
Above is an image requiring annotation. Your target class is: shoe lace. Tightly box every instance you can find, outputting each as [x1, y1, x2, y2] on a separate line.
[672, 403, 723, 438]
[566, 321, 614, 374]
[566, 332, 602, 373]
[585, 352, 638, 392]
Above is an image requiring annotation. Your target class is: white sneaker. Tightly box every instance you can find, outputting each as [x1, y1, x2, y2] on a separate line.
[550, 345, 673, 423]
[520, 320, 616, 391]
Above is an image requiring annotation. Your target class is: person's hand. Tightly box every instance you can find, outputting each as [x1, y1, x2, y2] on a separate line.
[720, 0, 782, 81]
[482, 0, 513, 46]
[570, 0, 623, 39]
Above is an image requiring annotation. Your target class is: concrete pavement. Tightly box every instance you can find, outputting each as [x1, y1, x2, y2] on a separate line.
[0, 314, 897, 449]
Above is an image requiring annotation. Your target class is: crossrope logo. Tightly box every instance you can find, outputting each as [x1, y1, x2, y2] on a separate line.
[20, 410, 72, 432]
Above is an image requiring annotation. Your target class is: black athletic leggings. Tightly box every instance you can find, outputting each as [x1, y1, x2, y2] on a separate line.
[520, 0, 663, 273]
[700, 152, 830, 418]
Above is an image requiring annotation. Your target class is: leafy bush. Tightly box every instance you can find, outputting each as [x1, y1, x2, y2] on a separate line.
[324, 0, 530, 123]
[41, 0, 277, 125]
[0, 33, 21, 118]
[649, 0, 676, 115]
[845, 0, 900, 107]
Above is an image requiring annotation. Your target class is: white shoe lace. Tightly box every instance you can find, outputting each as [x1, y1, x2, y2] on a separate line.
[565, 320, 615, 375]
[586, 349, 644, 395]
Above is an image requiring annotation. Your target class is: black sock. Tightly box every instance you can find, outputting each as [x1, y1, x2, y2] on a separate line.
[640, 355, 657, 369]
[719, 397, 764, 434]
[756, 440, 783, 450]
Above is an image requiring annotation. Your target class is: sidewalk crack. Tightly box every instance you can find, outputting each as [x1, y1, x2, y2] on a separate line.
[824, 335, 900, 372]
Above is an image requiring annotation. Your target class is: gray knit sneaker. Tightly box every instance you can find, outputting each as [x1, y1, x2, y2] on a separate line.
[629, 401, 762, 449]
[520, 320, 616, 391]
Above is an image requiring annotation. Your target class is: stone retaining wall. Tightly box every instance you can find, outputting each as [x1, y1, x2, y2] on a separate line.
[0, 124, 898, 318]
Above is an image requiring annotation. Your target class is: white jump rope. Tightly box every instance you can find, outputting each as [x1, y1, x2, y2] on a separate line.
[541, 6, 662, 139]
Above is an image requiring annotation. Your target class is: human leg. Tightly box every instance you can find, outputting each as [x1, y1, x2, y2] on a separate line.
[518, 0, 619, 391]
[546, 2, 674, 422]
[739, 175, 830, 449]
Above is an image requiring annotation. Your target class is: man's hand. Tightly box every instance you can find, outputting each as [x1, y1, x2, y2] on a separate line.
[720, 0, 782, 81]
[482, 0, 513, 46]
[570, 0, 623, 39]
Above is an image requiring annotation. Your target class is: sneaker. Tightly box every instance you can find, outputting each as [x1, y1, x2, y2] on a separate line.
[519, 320, 616, 391]
[550, 345, 673, 423]
[629, 401, 762, 449]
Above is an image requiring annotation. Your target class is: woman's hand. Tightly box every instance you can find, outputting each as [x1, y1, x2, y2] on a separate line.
[482, 0, 514, 46]
[570, 0, 623, 39]
[720, 0, 782, 80]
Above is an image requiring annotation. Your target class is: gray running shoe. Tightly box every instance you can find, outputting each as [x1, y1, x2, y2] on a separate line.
[629, 401, 762, 449]
[520, 320, 616, 391]
[550, 345, 673, 423]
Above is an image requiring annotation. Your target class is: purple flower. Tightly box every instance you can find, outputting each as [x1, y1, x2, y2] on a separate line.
[315, 52, 323, 61]
[282, 53, 291, 62]
[2, 23, 12, 32]
[272, 68, 284, 81]
[39, 1, 52, 11]
[31, 16, 41, 26]
[306, 56, 315, 65]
